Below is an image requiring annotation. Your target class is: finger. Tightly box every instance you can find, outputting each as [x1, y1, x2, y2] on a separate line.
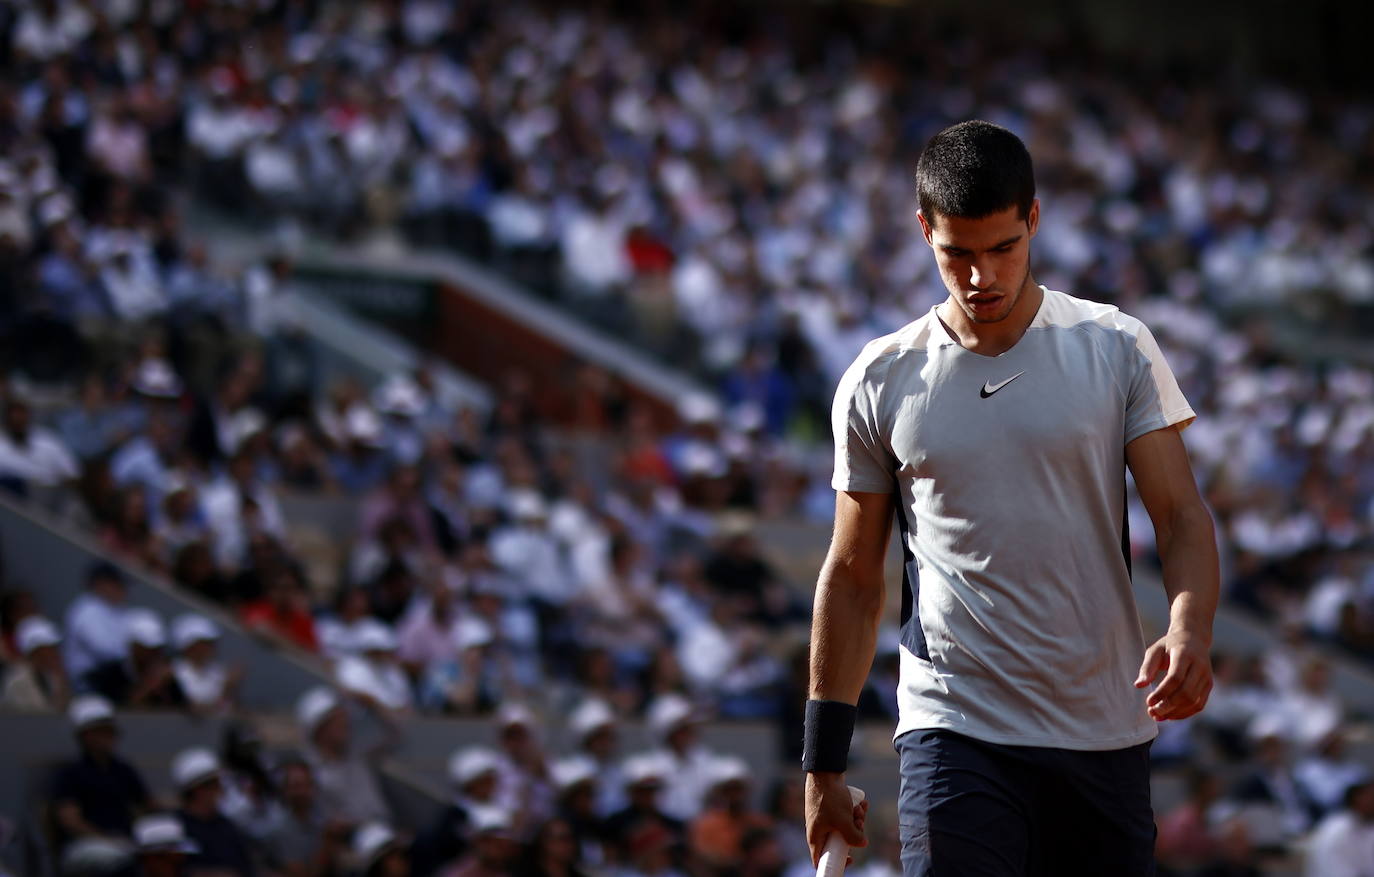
[1135, 644, 1167, 688]
[1147, 654, 1195, 707]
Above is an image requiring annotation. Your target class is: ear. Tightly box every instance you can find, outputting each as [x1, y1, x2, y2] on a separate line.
[917, 210, 934, 246]
[1026, 199, 1040, 238]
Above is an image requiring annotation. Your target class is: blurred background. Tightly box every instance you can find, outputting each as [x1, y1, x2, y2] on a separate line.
[0, 0, 1372, 875]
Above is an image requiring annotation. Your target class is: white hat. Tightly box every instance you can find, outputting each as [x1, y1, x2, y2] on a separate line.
[374, 376, 426, 417]
[171, 747, 221, 790]
[569, 698, 617, 740]
[227, 408, 268, 451]
[467, 805, 515, 837]
[448, 746, 501, 786]
[171, 614, 220, 651]
[623, 752, 669, 786]
[496, 702, 536, 730]
[133, 359, 183, 398]
[453, 617, 494, 650]
[705, 755, 750, 789]
[507, 489, 548, 521]
[345, 405, 384, 446]
[353, 822, 400, 869]
[69, 694, 116, 731]
[550, 755, 598, 792]
[647, 694, 695, 737]
[124, 609, 166, 649]
[133, 814, 199, 853]
[15, 616, 61, 654]
[296, 686, 342, 734]
[679, 393, 722, 425]
[354, 619, 398, 653]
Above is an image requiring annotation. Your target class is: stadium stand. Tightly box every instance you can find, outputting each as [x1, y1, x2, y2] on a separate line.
[0, 1, 1372, 876]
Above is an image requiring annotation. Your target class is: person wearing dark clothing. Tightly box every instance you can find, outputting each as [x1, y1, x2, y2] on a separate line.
[51, 696, 152, 849]
[171, 747, 257, 876]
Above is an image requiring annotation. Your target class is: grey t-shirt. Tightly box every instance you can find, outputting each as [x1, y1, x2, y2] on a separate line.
[832, 287, 1195, 750]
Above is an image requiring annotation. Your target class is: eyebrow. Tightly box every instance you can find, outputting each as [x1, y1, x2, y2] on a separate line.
[940, 234, 1023, 253]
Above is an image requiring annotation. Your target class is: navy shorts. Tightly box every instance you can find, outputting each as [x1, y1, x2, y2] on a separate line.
[896, 729, 1156, 877]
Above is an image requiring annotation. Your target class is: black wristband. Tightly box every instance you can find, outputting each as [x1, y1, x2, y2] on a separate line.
[801, 699, 857, 773]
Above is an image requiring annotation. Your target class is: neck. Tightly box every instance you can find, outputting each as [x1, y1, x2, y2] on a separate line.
[937, 273, 1041, 356]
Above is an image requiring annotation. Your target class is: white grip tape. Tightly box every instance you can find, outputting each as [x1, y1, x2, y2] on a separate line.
[815, 786, 866, 877]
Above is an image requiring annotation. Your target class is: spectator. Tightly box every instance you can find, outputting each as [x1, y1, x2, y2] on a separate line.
[604, 754, 682, 866]
[1229, 718, 1316, 842]
[62, 562, 129, 692]
[219, 723, 285, 848]
[171, 747, 258, 877]
[297, 686, 392, 826]
[491, 703, 555, 828]
[355, 822, 412, 877]
[551, 757, 608, 868]
[118, 608, 184, 708]
[421, 616, 502, 715]
[0, 615, 71, 711]
[170, 614, 239, 715]
[517, 817, 593, 877]
[202, 449, 288, 572]
[1296, 729, 1370, 816]
[1275, 657, 1345, 751]
[50, 696, 152, 854]
[643, 695, 716, 823]
[489, 489, 575, 606]
[395, 578, 466, 675]
[317, 587, 377, 661]
[261, 757, 340, 877]
[335, 619, 414, 716]
[1156, 767, 1223, 871]
[411, 746, 501, 877]
[240, 564, 319, 653]
[1303, 778, 1374, 877]
[0, 394, 78, 492]
[763, 778, 809, 871]
[568, 698, 628, 819]
[687, 757, 768, 873]
[131, 813, 200, 877]
[615, 821, 684, 877]
[443, 807, 522, 877]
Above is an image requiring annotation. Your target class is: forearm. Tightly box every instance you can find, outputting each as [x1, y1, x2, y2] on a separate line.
[1156, 504, 1219, 643]
[808, 559, 885, 705]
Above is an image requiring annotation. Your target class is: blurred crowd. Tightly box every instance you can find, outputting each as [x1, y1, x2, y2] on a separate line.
[1, 0, 1374, 875]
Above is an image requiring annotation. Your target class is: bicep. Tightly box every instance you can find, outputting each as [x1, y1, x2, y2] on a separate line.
[1125, 426, 1205, 529]
[824, 491, 894, 582]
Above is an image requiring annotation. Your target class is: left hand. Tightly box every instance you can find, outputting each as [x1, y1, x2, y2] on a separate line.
[1135, 629, 1212, 720]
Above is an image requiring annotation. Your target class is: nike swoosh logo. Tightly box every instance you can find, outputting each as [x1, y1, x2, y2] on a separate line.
[980, 371, 1025, 398]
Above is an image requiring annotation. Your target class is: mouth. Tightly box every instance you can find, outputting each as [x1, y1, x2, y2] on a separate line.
[966, 293, 1002, 313]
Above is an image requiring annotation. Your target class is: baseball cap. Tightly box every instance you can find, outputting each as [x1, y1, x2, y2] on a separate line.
[125, 609, 167, 649]
[569, 698, 617, 740]
[353, 619, 398, 653]
[705, 755, 750, 789]
[550, 755, 597, 792]
[171, 614, 220, 652]
[133, 814, 199, 854]
[622, 752, 669, 787]
[646, 694, 695, 737]
[453, 617, 494, 650]
[171, 747, 221, 791]
[506, 489, 548, 521]
[374, 376, 426, 417]
[15, 616, 61, 655]
[496, 702, 536, 730]
[353, 822, 400, 870]
[345, 405, 384, 446]
[69, 695, 116, 731]
[448, 746, 501, 787]
[296, 686, 343, 734]
[132, 358, 183, 398]
[467, 805, 515, 838]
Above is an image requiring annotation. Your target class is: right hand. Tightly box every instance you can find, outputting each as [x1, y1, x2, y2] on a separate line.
[805, 771, 868, 866]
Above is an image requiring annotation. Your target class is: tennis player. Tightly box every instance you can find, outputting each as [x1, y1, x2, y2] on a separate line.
[803, 120, 1219, 876]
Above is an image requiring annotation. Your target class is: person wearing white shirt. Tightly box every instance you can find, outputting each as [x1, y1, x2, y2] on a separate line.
[643, 694, 717, 822]
[171, 614, 238, 714]
[62, 563, 130, 690]
[488, 490, 576, 605]
[200, 449, 287, 571]
[1297, 730, 1371, 816]
[334, 620, 413, 715]
[0, 397, 78, 489]
[1305, 779, 1374, 877]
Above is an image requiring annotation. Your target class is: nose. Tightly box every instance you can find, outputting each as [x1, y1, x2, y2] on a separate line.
[969, 260, 996, 291]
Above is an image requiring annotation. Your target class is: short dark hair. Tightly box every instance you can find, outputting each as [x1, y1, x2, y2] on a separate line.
[916, 120, 1035, 225]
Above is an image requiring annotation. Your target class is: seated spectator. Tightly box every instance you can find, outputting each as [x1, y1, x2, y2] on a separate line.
[171, 747, 258, 876]
[1, 615, 71, 711]
[763, 778, 808, 871]
[172, 542, 234, 606]
[297, 686, 392, 826]
[551, 758, 608, 868]
[0, 394, 78, 493]
[517, 817, 594, 877]
[443, 807, 522, 877]
[369, 558, 421, 627]
[491, 703, 555, 828]
[240, 564, 319, 652]
[643, 695, 717, 823]
[63, 561, 130, 693]
[1229, 717, 1317, 841]
[676, 597, 782, 719]
[317, 586, 377, 660]
[0, 588, 39, 660]
[171, 614, 240, 715]
[1296, 729, 1369, 816]
[50, 696, 152, 853]
[219, 723, 285, 846]
[567, 699, 627, 818]
[395, 577, 467, 676]
[688, 758, 769, 873]
[262, 757, 343, 877]
[411, 746, 501, 877]
[1303, 778, 1374, 877]
[1156, 768, 1223, 871]
[1274, 657, 1345, 751]
[335, 620, 414, 716]
[153, 480, 209, 565]
[202, 449, 288, 572]
[355, 822, 412, 877]
[614, 821, 684, 877]
[117, 608, 184, 708]
[604, 754, 683, 866]
[101, 484, 163, 569]
[421, 616, 503, 714]
[489, 489, 575, 606]
[737, 827, 787, 877]
[131, 813, 200, 877]
[329, 407, 391, 495]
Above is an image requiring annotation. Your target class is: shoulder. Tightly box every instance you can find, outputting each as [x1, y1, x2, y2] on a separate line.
[1037, 288, 1150, 338]
[836, 313, 940, 394]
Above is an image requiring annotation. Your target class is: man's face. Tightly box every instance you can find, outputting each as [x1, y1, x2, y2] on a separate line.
[919, 202, 1039, 324]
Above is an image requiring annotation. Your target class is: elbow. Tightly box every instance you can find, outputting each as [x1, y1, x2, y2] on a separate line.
[1157, 500, 1215, 554]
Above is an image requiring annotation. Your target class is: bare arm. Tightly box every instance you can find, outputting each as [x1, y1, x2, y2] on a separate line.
[804, 490, 891, 864]
[1127, 426, 1219, 721]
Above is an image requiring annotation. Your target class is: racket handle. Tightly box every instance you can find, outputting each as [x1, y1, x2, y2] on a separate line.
[815, 786, 866, 877]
